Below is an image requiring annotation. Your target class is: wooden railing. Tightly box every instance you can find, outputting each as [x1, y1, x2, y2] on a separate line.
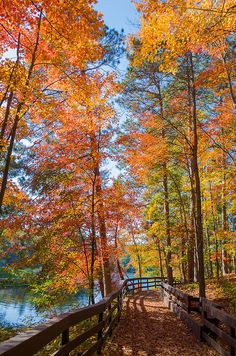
[126, 276, 167, 294]
[160, 282, 236, 356]
[0, 277, 165, 356]
[201, 298, 236, 356]
[3, 278, 234, 355]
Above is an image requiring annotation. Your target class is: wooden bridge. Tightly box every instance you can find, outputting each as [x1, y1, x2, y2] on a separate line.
[0, 277, 235, 355]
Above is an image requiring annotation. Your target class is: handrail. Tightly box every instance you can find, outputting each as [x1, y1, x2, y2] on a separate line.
[161, 282, 200, 313]
[160, 282, 236, 355]
[0, 276, 165, 356]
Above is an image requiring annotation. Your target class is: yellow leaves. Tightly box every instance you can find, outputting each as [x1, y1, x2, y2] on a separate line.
[0, 179, 28, 210]
[132, 0, 236, 72]
[0, 139, 8, 153]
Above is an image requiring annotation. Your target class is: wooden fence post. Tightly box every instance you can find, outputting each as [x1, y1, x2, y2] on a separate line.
[61, 329, 69, 356]
[97, 311, 104, 355]
[230, 326, 235, 356]
[117, 294, 121, 321]
[108, 304, 112, 337]
[187, 296, 191, 314]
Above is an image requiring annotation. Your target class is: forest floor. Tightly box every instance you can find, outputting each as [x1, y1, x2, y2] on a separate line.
[179, 275, 236, 316]
[103, 290, 215, 356]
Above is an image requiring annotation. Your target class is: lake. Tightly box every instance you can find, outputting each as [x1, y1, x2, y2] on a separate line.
[0, 286, 102, 328]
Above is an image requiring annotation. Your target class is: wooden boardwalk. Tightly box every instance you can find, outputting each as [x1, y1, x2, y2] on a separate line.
[104, 291, 215, 356]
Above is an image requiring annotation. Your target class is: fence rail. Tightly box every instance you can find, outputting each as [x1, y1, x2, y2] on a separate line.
[201, 297, 236, 356]
[0, 277, 164, 356]
[1, 278, 235, 355]
[160, 282, 236, 356]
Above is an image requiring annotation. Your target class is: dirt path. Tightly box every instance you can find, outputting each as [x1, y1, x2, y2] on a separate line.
[103, 291, 215, 356]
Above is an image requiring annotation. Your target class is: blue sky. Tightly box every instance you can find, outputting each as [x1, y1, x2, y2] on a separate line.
[96, 0, 139, 35]
[95, 1, 139, 75]
[95, 1, 140, 178]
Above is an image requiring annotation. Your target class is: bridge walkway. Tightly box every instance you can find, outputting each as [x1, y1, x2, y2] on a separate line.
[104, 290, 214, 356]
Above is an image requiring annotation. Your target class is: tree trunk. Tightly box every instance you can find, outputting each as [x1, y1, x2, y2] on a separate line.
[89, 178, 97, 304]
[222, 54, 236, 108]
[186, 56, 196, 284]
[0, 90, 14, 144]
[189, 52, 205, 297]
[209, 181, 220, 279]
[131, 227, 142, 279]
[205, 224, 213, 278]
[157, 238, 164, 278]
[157, 81, 173, 285]
[114, 223, 124, 280]
[162, 165, 173, 284]
[95, 166, 112, 296]
[221, 150, 229, 275]
[0, 14, 42, 211]
[0, 115, 19, 211]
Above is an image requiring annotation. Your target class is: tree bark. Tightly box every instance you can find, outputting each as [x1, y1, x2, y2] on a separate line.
[221, 149, 229, 275]
[209, 181, 220, 279]
[157, 81, 173, 285]
[189, 52, 205, 297]
[157, 238, 164, 278]
[95, 164, 112, 296]
[0, 13, 42, 211]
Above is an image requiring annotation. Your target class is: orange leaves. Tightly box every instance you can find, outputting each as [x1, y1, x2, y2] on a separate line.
[132, 0, 236, 72]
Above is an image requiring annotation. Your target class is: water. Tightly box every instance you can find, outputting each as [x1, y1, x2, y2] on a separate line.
[0, 273, 137, 328]
[0, 287, 101, 328]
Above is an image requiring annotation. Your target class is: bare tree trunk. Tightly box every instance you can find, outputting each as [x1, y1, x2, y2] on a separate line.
[157, 81, 173, 285]
[0, 13, 42, 212]
[0, 91, 14, 143]
[170, 174, 188, 282]
[89, 178, 97, 304]
[131, 227, 142, 279]
[205, 224, 213, 278]
[186, 58, 196, 284]
[222, 54, 236, 107]
[221, 149, 229, 275]
[114, 223, 124, 280]
[189, 52, 205, 297]
[209, 181, 220, 279]
[95, 166, 112, 296]
[157, 237, 164, 278]
[188, 196, 195, 282]
[163, 165, 173, 285]
[0, 113, 19, 211]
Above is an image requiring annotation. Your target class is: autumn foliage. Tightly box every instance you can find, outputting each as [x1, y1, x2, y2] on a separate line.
[0, 0, 235, 303]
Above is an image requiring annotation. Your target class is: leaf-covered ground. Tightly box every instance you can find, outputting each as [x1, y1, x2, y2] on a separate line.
[179, 276, 236, 316]
[103, 291, 215, 356]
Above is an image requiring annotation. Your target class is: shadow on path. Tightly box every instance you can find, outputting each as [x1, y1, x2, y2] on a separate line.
[103, 290, 215, 356]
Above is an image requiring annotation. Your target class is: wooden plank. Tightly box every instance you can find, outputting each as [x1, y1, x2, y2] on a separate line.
[201, 300, 236, 329]
[0, 277, 167, 356]
[175, 298, 188, 312]
[161, 283, 189, 302]
[204, 319, 236, 349]
[126, 277, 166, 281]
[0, 301, 106, 356]
[230, 326, 235, 356]
[52, 320, 105, 356]
[202, 331, 230, 356]
[80, 338, 103, 356]
[170, 301, 202, 340]
[201, 298, 222, 309]
[103, 314, 119, 341]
